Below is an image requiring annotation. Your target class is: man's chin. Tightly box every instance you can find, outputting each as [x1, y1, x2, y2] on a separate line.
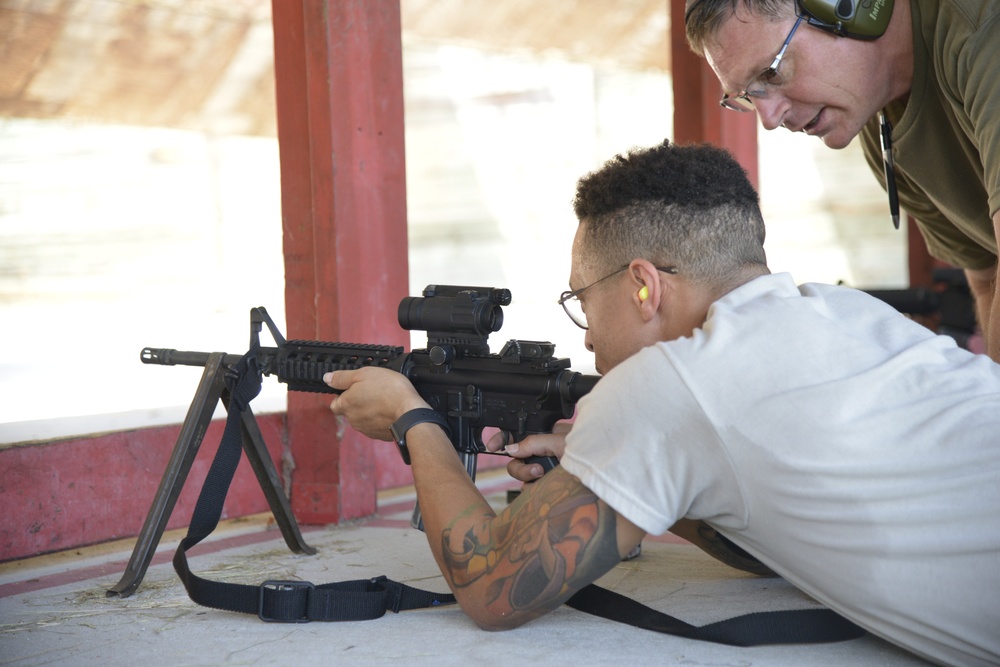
[816, 119, 866, 150]
[819, 132, 853, 150]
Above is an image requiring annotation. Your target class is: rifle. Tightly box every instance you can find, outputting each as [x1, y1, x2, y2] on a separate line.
[144, 284, 598, 475]
[863, 268, 977, 349]
[109, 285, 598, 597]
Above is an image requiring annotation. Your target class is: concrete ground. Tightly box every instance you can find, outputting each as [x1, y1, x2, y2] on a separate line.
[1, 472, 931, 667]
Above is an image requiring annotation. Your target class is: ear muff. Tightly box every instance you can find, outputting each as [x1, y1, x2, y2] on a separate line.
[797, 0, 893, 40]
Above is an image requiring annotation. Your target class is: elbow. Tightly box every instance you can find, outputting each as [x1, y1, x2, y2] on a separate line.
[458, 599, 537, 631]
[470, 613, 532, 632]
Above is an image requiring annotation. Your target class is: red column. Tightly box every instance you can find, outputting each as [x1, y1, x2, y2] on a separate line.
[271, 0, 409, 524]
[670, 0, 759, 188]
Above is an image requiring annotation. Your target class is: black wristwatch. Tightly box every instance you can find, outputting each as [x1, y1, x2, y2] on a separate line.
[389, 408, 451, 465]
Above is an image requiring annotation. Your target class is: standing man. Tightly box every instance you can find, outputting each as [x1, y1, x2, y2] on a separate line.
[683, 0, 1000, 361]
[326, 140, 1000, 667]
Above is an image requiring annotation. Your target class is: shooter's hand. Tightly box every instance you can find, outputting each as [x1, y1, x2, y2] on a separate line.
[485, 422, 572, 482]
[325, 368, 429, 441]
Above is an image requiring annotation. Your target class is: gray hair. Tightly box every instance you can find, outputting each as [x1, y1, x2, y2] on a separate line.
[685, 0, 795, 55]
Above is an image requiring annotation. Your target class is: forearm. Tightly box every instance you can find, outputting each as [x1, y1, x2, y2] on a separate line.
[964, 260, 998, 362]
[404, 424, 502, 621]
[669, 519, 776, 576]
[986, 211, 1000, 362]
[984, 274, 999, 362]
[407, 426, 632, 630]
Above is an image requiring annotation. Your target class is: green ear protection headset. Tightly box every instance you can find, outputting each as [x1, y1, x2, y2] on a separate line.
[685, 0, 894, 40]
[797, 0, 894, 40]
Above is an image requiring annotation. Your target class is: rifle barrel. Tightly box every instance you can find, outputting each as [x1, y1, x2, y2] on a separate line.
[140, 347, 243, 367]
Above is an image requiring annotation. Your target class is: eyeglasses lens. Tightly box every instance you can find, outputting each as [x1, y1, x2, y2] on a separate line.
[561, 295, 588, 329]
[722, 69, 783, 111]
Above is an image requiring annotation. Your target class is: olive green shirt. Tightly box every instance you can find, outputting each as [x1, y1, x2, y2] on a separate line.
[860, 0, 1000, 270]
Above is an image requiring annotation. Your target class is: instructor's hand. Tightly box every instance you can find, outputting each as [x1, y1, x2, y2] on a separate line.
[324, 368, 428, 441]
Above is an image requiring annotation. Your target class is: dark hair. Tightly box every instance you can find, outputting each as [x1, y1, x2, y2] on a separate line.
[685, 0, 793, 56]
[572, 139, 766, 285]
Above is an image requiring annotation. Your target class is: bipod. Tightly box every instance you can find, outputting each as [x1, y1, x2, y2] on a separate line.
[106, 351, 315, 598]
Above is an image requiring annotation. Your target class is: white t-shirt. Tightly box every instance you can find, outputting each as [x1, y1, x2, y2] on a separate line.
[560, 273, 1000, 667]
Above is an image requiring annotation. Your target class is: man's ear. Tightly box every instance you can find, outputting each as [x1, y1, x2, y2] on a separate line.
[628, 259, 665, 321]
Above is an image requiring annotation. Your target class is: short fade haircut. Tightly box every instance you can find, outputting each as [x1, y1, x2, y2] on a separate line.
[572, 139, 767, 286]
[685, 0, 794, 56]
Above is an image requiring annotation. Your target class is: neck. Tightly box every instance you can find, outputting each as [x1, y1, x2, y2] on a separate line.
[880, 0, 915, 105]
[710, 264, 770, 301]
[666, 264, 770, 340]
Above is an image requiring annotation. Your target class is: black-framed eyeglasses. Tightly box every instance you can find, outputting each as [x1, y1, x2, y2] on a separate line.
[720, 13, 806, 112]
[558, 264, 678, 330]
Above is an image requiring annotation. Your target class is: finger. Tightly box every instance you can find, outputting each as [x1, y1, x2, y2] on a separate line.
[503, 433, 563, 460]
[551, 421, 574, 435]
[324, 371, 357, 415]
[323, 369, 354, 391]
[327, 391, 345, 416]
[506, 458, 545, 482]
[485, 429, 512, 453]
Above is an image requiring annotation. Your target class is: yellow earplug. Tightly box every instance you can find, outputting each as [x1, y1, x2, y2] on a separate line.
[638, 285, 649, 302]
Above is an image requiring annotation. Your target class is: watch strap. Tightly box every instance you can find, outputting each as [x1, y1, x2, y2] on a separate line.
[390, 408, 451, 464]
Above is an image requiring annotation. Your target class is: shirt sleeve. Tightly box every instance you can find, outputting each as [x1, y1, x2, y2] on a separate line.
[559, 344, 747, 536]
[955, 9, 1000, 220]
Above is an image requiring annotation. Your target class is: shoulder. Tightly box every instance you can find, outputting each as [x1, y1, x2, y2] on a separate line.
[923, 0, 1000, 71]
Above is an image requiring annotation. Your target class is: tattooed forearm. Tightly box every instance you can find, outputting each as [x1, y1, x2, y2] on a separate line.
[440, 469, 623, 619]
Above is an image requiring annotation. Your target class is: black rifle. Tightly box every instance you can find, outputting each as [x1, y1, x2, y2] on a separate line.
[144, 284, 598, 475]
[864, 268, 977, 349]
[109, 285, 598, 597]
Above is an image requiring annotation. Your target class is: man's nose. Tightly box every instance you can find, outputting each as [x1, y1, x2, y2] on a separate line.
[754, 96, 787, 131]
[584, 330, 594, 353]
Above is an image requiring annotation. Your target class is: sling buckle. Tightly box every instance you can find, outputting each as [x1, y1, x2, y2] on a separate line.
[258, 580, 315, 623]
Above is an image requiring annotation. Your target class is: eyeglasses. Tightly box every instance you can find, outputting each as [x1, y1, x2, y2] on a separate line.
[720, 13, 806, 112]
[558, 264, 678, 330]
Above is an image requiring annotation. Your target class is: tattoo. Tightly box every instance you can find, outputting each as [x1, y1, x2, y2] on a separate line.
[441, 470, 622, 619]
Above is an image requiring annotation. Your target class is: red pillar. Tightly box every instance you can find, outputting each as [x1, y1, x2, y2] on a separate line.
[670, 0, 759, 188]
[271, 0, 409, 524]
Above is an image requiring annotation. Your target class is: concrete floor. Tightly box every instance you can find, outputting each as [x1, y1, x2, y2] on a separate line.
[1, 472, 931, 667]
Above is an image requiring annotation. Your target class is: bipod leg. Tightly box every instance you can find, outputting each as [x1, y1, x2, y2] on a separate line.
[234, 404, 316, 556]
[106, 353, 229, 598]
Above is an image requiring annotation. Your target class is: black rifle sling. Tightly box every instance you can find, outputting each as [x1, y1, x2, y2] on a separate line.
[565, 583, 865, 646]
[171, 347, 864, 642]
